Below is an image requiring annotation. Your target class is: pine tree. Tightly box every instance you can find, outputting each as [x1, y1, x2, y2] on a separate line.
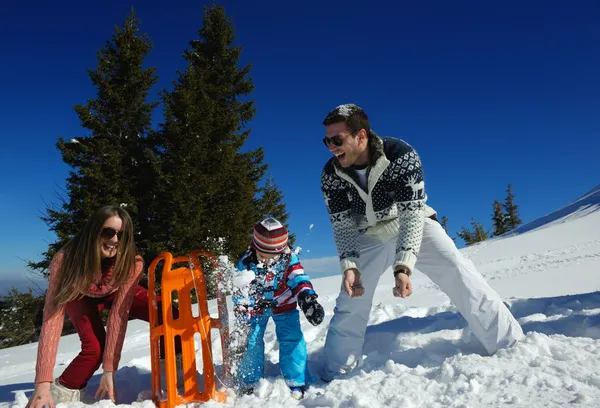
[503, 184, 522, 231]
[492, 200, 508, 236]
[438, 215, 456, 241]
[456, 225, 473, 246]
[253, 176, 294, 244]
[254, 176, 288, 224]
[457, 217, 489, 246]
[151, 5, 288, 287]
[472, 219, 489, 243]
[0, 289, 45, 349]
[440, 215, 449, 234]
[28, 9, 159, 275]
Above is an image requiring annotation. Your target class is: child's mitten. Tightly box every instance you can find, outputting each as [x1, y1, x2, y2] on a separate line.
[298, 291, 324, 326]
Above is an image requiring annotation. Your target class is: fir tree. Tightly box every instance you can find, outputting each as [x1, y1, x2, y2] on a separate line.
[456, 225, 473, 246]
[0, 289, 45, 349]
[253, 176, 294, 244]
[492, 200, 508, 237]
[457, 217, 489, 246]
[503, 184, 522, 231]
[438, 215, 455, 241]
[254, 176, 288, 225]
[472, 219, 489, 243]
[151, 5, 288, 288]
[440, 215, 449, 234]
[29, 9, 159, 275]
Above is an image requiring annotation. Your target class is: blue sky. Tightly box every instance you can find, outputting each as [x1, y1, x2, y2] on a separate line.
[1, 0, 598, 284]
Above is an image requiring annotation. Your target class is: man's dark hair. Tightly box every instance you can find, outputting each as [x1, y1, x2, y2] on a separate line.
[322, 104, 371, 135]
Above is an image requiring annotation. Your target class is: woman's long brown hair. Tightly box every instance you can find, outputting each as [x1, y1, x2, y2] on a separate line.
[53, 206, 137, 306]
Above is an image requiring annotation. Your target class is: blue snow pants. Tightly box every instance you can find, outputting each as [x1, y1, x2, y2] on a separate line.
[238, 309, 314, 388]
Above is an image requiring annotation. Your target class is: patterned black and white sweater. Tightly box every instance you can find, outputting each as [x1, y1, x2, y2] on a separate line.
[320, 133, 436, 274]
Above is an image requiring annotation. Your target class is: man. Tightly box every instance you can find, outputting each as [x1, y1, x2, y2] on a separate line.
[319, 103, 523, 381]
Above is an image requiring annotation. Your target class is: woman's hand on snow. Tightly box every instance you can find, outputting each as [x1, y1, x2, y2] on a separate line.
[26, 382, 54, 408]
[95, 371, 117, 403]
[25, 382, 56, 408]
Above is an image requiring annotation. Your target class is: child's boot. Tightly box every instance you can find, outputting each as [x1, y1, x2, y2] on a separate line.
[238, 386, 254, 396]
[289, 385, 307, 400]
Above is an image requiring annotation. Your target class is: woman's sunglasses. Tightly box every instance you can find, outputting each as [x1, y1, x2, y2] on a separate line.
[101, 227, 124, 240]
[322, 130, 358, 147]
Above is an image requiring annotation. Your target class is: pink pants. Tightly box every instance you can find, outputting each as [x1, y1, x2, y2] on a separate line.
[58, 286, 178, 390]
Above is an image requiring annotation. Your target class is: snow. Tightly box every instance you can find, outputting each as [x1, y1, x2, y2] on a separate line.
[2, 187, 600, 407]
[231, 269, 255, 304]
[501, 184, 600, 237]
[333, 104, 358, 117]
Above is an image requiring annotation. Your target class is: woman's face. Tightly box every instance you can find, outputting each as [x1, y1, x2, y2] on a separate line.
[99, 215, 123, 259]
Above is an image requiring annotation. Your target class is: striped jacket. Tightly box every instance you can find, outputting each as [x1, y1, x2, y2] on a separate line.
[233, 247, 315, 316]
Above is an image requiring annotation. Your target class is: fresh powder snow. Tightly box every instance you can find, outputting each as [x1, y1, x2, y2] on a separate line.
[1, 185, 599, 407]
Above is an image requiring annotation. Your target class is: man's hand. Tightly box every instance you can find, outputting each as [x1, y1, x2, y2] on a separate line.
[95, 371, 117, 403]
[343, 268, 365, 298]
[393, 269, 412, 298]
[26, 382, 54, 408]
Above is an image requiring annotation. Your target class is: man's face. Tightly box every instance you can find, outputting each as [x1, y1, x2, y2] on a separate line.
[324, 122, 366, 168]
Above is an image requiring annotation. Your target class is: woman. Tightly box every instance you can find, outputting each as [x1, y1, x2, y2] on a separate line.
[26, 205, 147, 408]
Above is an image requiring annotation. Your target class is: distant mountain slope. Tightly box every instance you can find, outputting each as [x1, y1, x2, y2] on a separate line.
[506, 184, 600, 237]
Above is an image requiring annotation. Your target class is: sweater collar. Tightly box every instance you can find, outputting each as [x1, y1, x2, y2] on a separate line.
[333, 130, 385, 177]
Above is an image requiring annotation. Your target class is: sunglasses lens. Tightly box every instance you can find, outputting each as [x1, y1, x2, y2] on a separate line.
[101, 228, 116, 239]
[101, 228, 122, 240]
[323, 136, 344, 147]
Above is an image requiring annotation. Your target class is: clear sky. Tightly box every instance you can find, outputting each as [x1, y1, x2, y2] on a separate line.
[1, 0, 598, 282]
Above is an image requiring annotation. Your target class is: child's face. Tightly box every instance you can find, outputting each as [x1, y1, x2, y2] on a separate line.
[256, 250, 276, 261]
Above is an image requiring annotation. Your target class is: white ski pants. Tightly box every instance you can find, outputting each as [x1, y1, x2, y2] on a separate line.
[322, 218, 524, 380]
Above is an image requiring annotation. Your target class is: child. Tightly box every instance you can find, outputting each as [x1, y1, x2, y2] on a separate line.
[232, 217, 324, 400]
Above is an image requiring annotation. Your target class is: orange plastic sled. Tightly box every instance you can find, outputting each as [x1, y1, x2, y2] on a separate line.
[147, 249, 230, 408]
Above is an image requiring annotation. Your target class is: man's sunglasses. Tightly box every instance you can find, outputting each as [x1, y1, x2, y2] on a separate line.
[322, 130, 358, 147]
[101, 227, 124, 240]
